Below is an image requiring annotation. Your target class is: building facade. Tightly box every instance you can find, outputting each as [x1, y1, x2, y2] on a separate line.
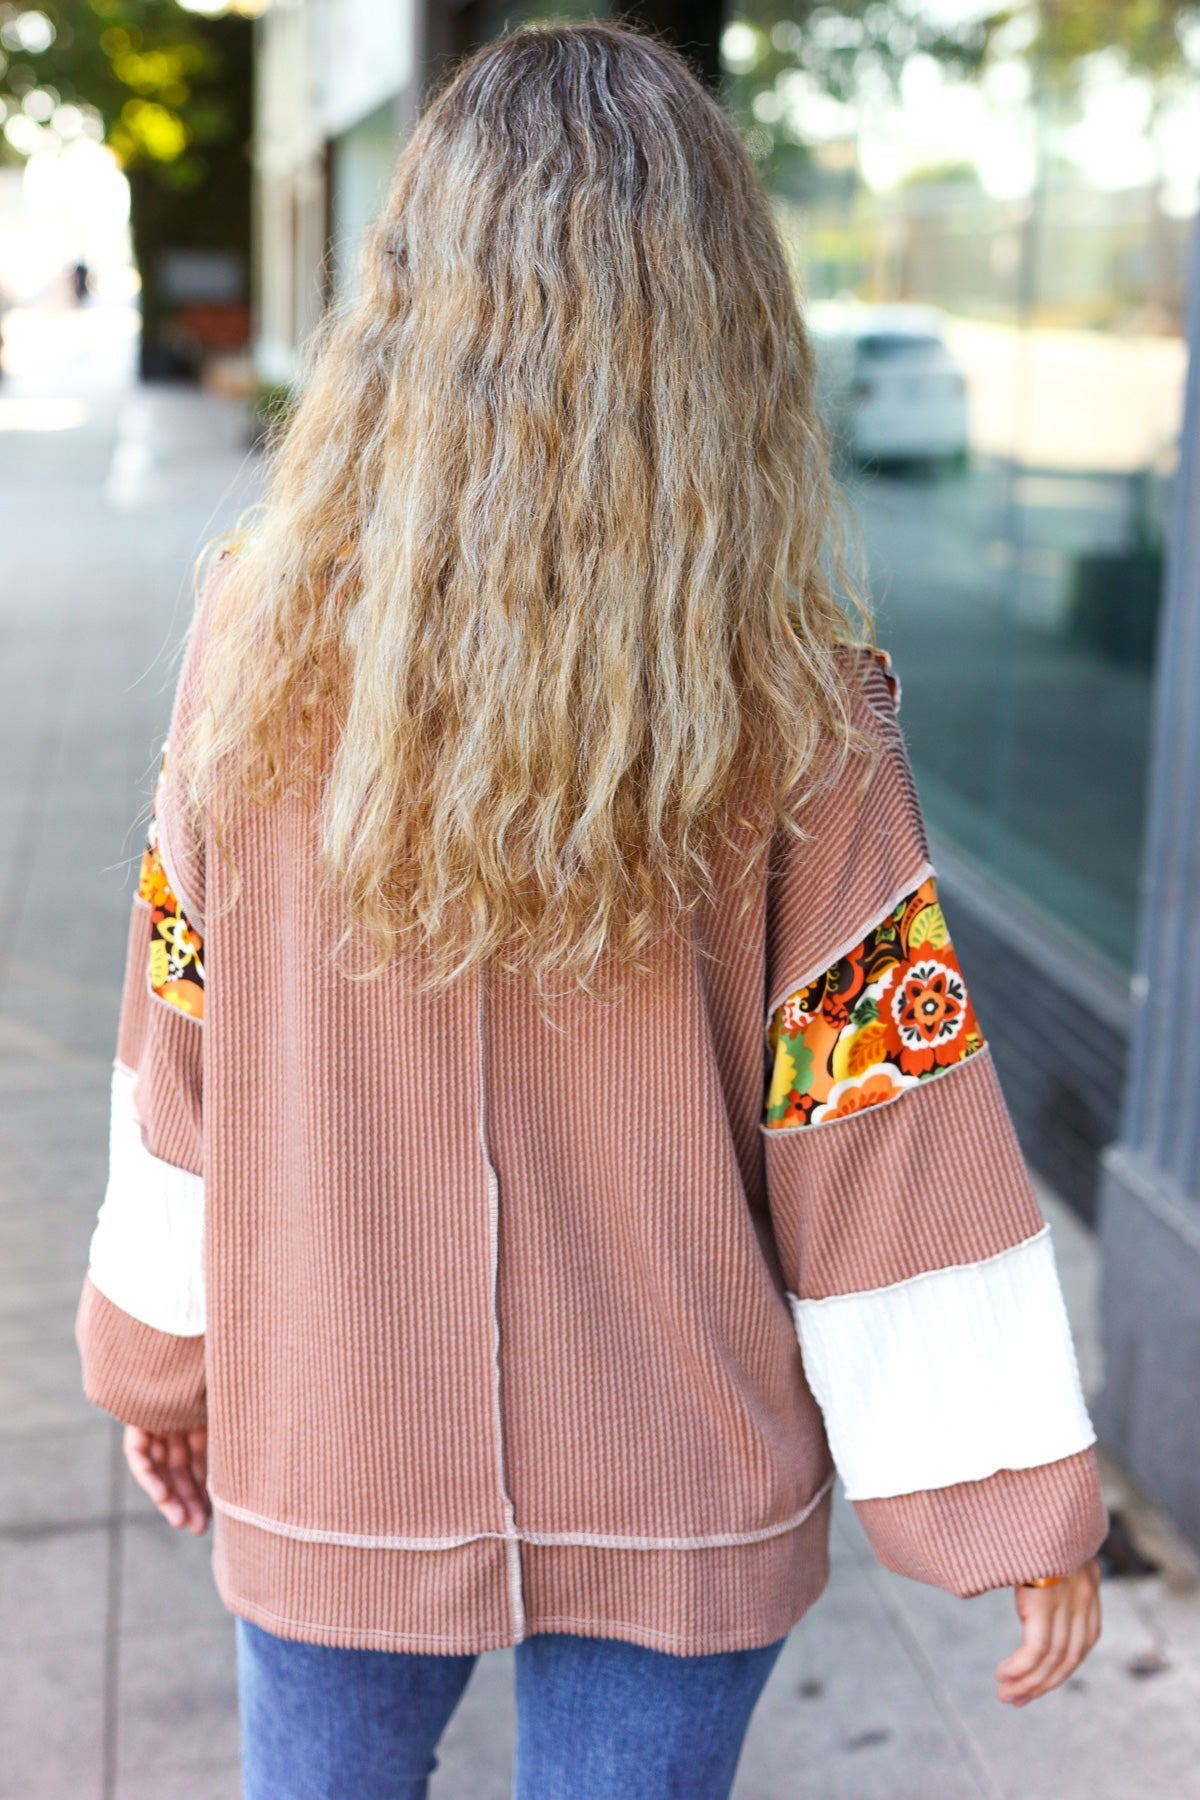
[254, 0, 418, 381]
[251, 1, 1200, 1548]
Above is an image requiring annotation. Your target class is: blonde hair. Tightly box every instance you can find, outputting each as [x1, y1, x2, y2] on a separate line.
[179, 19, 868, 1002]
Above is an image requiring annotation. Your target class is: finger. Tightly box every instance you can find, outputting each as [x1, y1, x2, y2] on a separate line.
[124, 1428, 167, 1499]
[143, 1434, 191, 1527]
[164, 1436, 208, 1531]
[184, 1459, 213, 1525]
[995, 1599, 1052, 1682]
[1055, 1607, 1093, 1689]
[998, 1599, 1065, 1699]
[1040, 1602, 1095, 1701]
[1024, 1607, 1085, 1703]
[186, 1431, 210, 1500]
[179, 1468, 211, 1532]
[1002, 1602, 1076, 1704]
[125, 1431, 184, 1521]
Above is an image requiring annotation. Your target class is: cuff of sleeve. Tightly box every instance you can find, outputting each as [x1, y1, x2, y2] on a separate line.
[851, 1448, 1108, 1597]
[75, 1272, 207, 1434]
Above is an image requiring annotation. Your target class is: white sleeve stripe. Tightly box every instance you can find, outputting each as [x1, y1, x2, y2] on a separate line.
[786, 1226, 1095, 1501]
[86, 1064, 205, 1337]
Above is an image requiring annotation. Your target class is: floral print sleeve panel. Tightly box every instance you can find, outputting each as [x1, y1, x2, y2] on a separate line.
[137, 744, 204, 1022]
[77, 737, 208, 1426]
[759, 656, 1100, 1574]
[764, 873, 983, 1131]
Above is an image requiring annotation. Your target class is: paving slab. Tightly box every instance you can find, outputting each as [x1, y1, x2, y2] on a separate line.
[736, 1543, 991, 1800]
[118, 1512, 229, 1637]
[0, 1635, 109, 1800]
[0, 1422, 114, 1526]
[114, 1620, 241, 1785]
[0, 1508, 113, 1650]
[115, 1769, 241, 1800]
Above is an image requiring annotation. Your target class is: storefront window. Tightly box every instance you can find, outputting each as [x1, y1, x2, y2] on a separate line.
[724, 7, 1198, 972]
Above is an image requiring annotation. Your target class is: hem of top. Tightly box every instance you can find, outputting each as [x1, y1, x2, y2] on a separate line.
[212, 1534, 834, 1658]
[761, 1037, 990, 1137]
[215, 1583, 825, 1658]
[208, 1471, 837, 1554]
[215, 1584, 520, 1655]
[764, 855, 936, 1034]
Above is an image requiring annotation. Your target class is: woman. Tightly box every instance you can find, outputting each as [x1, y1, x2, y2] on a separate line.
[75, 21, 1105, 1799]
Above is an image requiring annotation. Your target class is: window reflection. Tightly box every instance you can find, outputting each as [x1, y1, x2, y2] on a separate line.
[726, 7, 1198, 971]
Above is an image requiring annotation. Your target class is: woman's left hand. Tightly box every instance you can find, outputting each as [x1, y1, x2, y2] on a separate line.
[123, 1424, 211, 1534]
[994, 1559, 1102, 1705]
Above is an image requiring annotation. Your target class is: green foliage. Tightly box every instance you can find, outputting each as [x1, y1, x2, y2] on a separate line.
[722, 0, 1011, 172]
[1031, 0, 1199, 82]
[722, 0, 1200, 183]
[0, 0, 248, 190]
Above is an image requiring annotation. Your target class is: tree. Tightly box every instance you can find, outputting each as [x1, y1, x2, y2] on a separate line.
[720, 0, 1200, 191]
[0, 0, 252, 372]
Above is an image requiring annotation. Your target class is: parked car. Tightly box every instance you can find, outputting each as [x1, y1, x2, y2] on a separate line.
[809, 302, 970, 469]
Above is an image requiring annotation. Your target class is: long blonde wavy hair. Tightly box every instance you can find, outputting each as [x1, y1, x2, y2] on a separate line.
[178, 19, 868, 1001]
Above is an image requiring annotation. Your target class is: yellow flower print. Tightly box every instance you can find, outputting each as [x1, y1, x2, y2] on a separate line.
[764, 871, 986, 1131]
[767, 1043, 798, 1114]
[137, 847, 172, 909]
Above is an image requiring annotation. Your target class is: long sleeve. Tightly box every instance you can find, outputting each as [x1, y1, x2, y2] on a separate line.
[75, 732, 207, 1434]
[762, 647, 1108, 1596]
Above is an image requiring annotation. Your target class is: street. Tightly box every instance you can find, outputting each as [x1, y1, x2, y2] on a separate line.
[2, 305, 1198, 1799]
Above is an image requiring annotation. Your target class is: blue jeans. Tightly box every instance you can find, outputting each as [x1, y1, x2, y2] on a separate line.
[235, 1615, 788, 1799]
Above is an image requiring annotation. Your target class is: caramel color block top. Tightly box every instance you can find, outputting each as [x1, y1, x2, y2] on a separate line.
[75, 576, 1106, 1654]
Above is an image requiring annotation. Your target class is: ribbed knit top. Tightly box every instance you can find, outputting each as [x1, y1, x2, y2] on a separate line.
[75, 578, 1107, 1654]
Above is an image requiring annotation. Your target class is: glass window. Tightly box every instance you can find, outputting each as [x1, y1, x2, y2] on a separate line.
[724, 7, 1198, 973]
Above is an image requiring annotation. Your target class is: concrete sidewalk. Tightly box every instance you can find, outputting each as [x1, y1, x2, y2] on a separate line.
[2, 311, 1198, 1799]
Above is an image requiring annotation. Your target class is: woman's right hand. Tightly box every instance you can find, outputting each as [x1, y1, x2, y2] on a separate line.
[994, 1558, 1102, 1705]
[123, 1424, 211, 1534]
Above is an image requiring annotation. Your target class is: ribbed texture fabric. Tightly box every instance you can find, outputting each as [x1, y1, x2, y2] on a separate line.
[855, 1451, 1108, 1596]
[516, 1501, 835, 1654]
[211, 1514, 517, 1652]
[765, 1048, 1046, 1300]
[764, 651, 929, 1022]
[74, 604, 1109, 1653]
[75, 1273, 207, 1434]
[210, 1495, 835, 1655]
[115, 897, 203, 1177]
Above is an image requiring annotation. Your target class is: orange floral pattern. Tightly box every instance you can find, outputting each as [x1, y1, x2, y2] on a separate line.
[764, 875, 982, 1130]
[137, 746, 204, 1022]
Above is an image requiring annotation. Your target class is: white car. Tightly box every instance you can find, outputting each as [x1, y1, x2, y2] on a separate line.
[809, 303, 969, 467]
